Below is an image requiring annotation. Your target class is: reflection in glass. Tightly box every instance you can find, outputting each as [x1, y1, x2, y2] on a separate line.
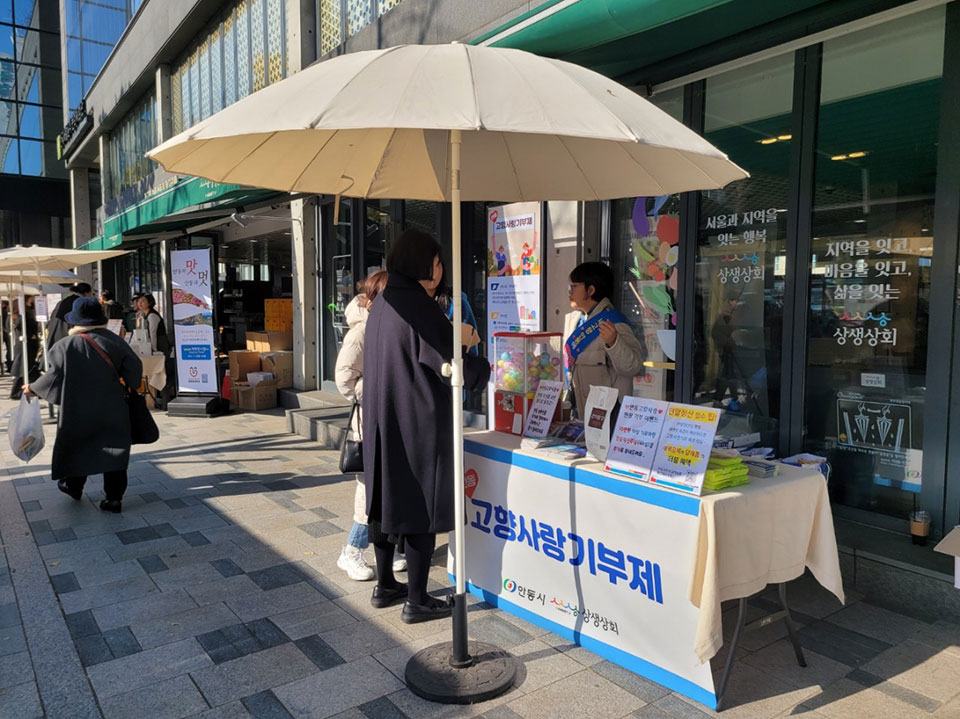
[17, 100, 38, 138]
[694, 54, 794, 446]
[804, 7, 944, 518]
[17, 135, 39, 174]
[13, 0, 37, 28]
[323, 201, 353, 380]
[1, 136, 17, 173]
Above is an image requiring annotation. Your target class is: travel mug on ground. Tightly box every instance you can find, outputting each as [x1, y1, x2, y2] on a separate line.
[910, 510, 931, 546]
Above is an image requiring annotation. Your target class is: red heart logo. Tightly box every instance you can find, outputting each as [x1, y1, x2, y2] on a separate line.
[464, 469, 479, 499]
[489, 210, 498, 223]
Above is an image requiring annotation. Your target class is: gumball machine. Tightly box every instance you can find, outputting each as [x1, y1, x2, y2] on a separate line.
[493, 332, 564, 435]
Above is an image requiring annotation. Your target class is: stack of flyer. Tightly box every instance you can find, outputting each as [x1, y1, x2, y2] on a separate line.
[520, 420, 586, 459]
[703, 450, 750, 491]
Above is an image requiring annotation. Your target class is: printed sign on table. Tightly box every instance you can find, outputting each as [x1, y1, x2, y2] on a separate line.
[583, 385, 619, 461]
[171, 249, 217, 394]
[649, 405, 721, 495]
[604, 397, 670, 481]
[33, 296, 48, 323]
[454, 441, 716, 707]
[522, 380, 563, 439]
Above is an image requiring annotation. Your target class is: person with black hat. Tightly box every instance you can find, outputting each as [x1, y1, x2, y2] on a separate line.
[46, 282, 93, 349]
[23, 296, 143, 513]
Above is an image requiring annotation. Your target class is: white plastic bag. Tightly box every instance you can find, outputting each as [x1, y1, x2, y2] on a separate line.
[7, 395, 44, 462]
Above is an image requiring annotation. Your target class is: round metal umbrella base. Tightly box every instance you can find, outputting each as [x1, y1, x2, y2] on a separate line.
[405, 641, 517, 704]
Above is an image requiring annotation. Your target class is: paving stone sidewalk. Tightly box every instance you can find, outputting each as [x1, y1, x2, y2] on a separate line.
[0, 382, 958, 719]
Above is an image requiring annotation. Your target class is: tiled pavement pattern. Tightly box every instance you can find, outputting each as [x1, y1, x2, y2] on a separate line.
[0, 385, 958, 718]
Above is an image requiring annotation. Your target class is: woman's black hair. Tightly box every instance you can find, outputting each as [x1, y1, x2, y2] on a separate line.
[70, 282, 91, 295]
[570, 262, 614, 303]
[386, 229, 442, 281]
[141, 293, 157, 310]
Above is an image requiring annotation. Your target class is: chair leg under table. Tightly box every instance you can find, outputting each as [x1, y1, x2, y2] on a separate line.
[715, 583, 807, 711]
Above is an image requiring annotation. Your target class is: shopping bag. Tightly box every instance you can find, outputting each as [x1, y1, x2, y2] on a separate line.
[7, 395, 44, 462]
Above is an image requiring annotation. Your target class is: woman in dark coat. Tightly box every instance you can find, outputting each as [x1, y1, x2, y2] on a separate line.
[9, 296, 40, 400]
[24, 297, 143, 513]
[363, 229, 487, 624]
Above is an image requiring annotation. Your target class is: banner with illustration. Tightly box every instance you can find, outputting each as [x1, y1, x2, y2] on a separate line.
[486, 203, 543, 425]
[171, 249, 217, 394]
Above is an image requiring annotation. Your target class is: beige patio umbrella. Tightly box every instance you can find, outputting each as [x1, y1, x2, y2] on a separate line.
[148, 42, 747, 701]
[0, 270, 80, 376]
[0, 246, 128, 384]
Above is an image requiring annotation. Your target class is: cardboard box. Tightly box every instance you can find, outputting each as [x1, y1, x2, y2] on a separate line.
[246, 371, 274, 387]
[934, 526, 960, 589]
[233, 379, 278, 411]
[246, 331, 293, 352]
[229, 350, 261, 383]
[260, 351, 293, 388]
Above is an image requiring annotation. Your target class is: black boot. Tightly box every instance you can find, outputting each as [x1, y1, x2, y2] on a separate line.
[57, 479, 82, 501]
[99, 499, 122, 514]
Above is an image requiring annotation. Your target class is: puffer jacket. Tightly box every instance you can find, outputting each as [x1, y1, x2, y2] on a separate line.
[335, 295, 367, 437]
[335, 295, 368, 523]
[563, 297, 646, 420]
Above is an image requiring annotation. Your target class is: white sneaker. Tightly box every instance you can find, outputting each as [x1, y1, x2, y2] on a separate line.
[338, 546, 375, 581]
[393, 553, 407, 573]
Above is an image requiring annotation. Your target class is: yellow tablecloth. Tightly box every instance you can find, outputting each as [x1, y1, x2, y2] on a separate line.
[140, 354, 167, 392]
[689, 465, 845, 662]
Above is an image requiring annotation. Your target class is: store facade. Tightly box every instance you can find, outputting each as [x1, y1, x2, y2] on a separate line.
[482, 8, 960, 616]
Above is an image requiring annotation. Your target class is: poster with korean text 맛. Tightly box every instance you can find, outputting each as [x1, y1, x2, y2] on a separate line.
[171, 249, 217, 394]
[605, 397, 670, 481]
[454, 441, 716, 707]
[648, 405, 721, 495]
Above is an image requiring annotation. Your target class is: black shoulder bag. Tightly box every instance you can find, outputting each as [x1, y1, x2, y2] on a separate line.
[338, 401, 363, 473]
[79, 333, 160, 445]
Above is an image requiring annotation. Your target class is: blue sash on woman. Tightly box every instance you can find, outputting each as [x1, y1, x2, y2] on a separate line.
[564, 307, 632, 366]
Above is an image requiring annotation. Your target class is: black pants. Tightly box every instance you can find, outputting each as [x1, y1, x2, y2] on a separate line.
[374, 532, 436, 605]
[63, 471, 128, 502]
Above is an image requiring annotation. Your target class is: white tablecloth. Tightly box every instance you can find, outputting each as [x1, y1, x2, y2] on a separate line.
[689, 465, 845, 662]
[140, 354, 167, 391]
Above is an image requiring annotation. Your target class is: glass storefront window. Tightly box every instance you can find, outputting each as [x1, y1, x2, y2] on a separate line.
[804, 7, 944, 517]
[322, 200, 354, 382]
[610, 87, 683, 402]
[107, 90, 157, 197]
[364, 200, 394, 275]
[694, 53, 794, 446]
[171, 0, 287, 132]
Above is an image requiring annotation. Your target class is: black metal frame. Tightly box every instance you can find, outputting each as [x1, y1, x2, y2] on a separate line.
[715, 583, 806, 711]
[780, 44, 821, 457]
[675, 80, 704, 404]
[924, 1, 960, 536]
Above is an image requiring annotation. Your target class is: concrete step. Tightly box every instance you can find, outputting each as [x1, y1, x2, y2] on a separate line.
[285, 406, 351, 449]
[279, 388, 350, 410]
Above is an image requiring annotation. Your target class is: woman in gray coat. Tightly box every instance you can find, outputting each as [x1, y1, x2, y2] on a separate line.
[24, 297, 143, 513]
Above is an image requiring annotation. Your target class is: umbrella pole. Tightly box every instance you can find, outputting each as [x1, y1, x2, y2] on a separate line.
[448, 130, 469, 668]
[35, 262, 52, 419]
[18, 272, 28, 394]
[404, 129, 517, 704]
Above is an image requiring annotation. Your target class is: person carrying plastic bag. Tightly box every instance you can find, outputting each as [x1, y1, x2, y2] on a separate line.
[7, 394, 44, 462]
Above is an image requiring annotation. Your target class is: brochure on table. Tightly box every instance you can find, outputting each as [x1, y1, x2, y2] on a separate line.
[605, 397, 721, 495]
[522, 380, 563, 438]
[584, 385, 619, 460]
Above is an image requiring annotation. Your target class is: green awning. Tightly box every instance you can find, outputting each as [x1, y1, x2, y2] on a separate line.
[79, 176, 278, 251]
[475, 0, 833, 83]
